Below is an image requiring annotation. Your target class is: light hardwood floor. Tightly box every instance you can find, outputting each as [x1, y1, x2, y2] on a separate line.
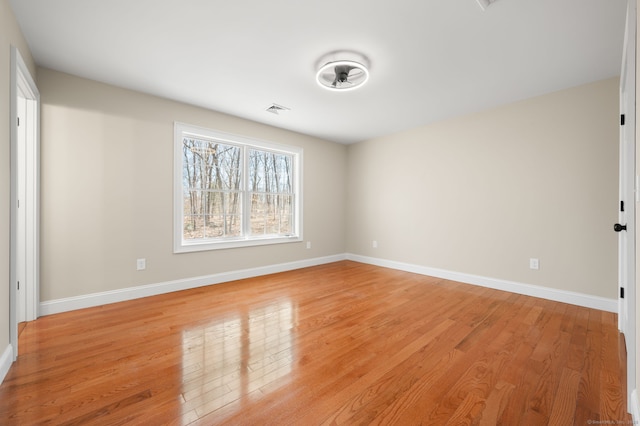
[0, 261, 631, 425]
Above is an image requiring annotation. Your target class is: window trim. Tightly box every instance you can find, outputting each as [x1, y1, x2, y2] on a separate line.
[174, 122, 303, 253]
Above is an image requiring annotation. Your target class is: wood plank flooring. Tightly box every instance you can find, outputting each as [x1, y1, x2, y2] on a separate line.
[0, 261, 631, 425]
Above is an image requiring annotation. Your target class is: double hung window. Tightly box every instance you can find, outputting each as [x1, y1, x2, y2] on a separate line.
[174, 123, 302, 252]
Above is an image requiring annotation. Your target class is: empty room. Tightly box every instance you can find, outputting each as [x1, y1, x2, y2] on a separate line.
[1, 0, 638, 424]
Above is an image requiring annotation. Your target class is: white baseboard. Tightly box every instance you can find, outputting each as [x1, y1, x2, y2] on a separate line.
[40, 254, 346, 316]
[0, 344, 14, 385]
[631, 390, 640, 424]
[346, 254, 618, 312]
[39, 252, 617, 317]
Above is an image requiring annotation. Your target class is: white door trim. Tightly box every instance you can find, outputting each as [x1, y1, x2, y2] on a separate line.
[620, 0, 637, 413]
[10, 46, 40, 360]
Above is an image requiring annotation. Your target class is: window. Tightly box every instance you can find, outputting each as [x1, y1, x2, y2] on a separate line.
[174, 123, 302, 252]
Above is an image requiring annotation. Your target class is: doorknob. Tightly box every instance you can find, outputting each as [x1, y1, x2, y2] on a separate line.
[614, 223, 627, 232]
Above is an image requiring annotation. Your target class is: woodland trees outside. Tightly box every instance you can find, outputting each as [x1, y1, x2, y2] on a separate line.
[182, 137, 295, 241]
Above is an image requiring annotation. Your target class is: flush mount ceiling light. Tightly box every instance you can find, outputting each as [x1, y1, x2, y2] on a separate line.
[316, 51, 370, 92]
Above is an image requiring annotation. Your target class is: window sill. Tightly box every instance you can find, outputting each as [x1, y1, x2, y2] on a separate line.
[174, 235, 303, 253]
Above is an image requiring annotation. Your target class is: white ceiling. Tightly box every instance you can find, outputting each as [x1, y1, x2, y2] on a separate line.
[10, 0, 628, 144]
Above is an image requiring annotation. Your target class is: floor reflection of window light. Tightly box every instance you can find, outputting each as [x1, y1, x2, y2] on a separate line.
[180, 299, 294, 419]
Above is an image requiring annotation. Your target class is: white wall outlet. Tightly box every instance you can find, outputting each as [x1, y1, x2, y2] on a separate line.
[136, 258, 146, 271]
[529, 258, 539, 270]
[306, 241, 311, 249]
[372, 240, 378, 248]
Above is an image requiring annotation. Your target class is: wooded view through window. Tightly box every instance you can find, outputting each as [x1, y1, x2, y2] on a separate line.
[174, 123, 301, 252]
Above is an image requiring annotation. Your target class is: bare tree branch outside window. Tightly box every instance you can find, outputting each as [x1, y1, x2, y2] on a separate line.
[182, 137, 295, 242]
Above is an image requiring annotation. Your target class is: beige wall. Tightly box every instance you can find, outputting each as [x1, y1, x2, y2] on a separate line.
[1, 0, 36, 355]
[347, 78, 619, 299]
[38, 68, 347, 301]
[39, 72, 619, 303]
[636, 0, 640, 411]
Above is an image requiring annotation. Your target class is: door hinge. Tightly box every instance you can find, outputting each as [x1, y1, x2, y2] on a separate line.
[17, 281, 19, 290]
[621, 114, 626, 126]
[17, 117, 19, 126]
[621, 200, 625, 212]
[621, 287, 625, 298]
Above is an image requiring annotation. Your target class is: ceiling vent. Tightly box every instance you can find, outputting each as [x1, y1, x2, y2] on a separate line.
[265, 103, 290, 115]
[476, 0, 498, 11]
[316, 51, 370, 92]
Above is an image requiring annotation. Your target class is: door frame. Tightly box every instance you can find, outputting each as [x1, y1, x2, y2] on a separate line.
[9, 46, 40, 359]
[620, 0, 638, 413]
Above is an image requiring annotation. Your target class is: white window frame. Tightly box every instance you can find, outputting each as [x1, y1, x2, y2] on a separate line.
[174, 122, 303, 253]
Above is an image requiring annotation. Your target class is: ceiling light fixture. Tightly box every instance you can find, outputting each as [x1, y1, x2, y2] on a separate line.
[316, 51, 370, 92]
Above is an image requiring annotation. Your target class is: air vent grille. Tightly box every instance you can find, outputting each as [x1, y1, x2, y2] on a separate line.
[266, 103, 290, 115]
[476, 0, 498, 11]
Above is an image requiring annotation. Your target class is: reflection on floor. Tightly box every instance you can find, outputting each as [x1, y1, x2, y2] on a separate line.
[181, 300, 294, 419]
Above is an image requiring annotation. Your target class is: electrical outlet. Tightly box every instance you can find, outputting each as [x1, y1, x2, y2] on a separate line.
[137, 258, 146, 271]
[372, 240, 378, 249]
[529, 258, 539, 270]
[306, 241, 311, 249]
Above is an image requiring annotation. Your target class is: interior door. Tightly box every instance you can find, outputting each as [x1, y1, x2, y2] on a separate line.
[16, 96, 26, 323]
[618, 0, 637, 409]
[10, 46, 40, 359]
